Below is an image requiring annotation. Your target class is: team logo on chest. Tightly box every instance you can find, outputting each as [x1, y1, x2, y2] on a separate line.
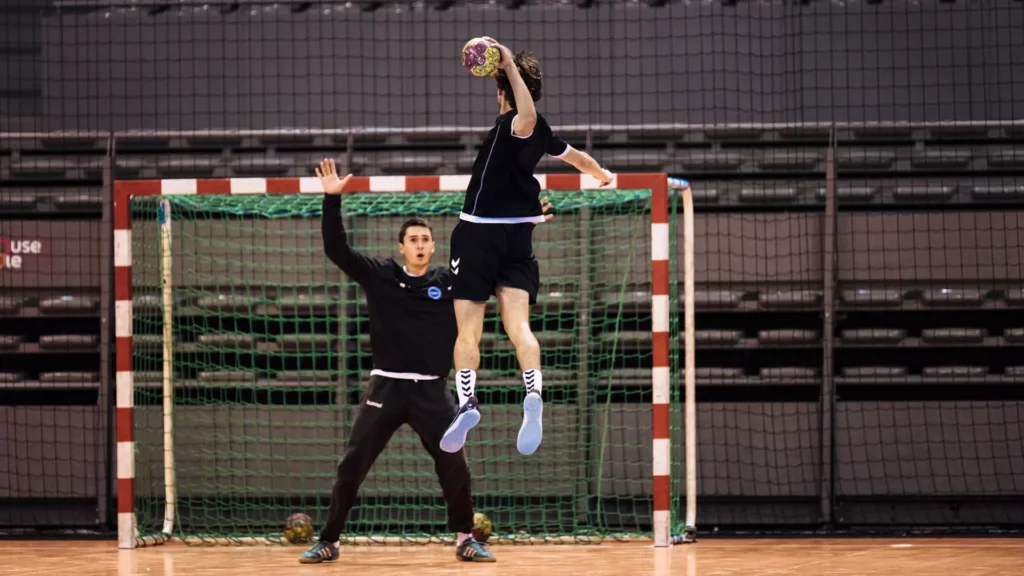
[427, 286, 442, 300]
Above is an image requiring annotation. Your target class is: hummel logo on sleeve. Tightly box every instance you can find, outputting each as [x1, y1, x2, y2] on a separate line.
[366, 400, 383, 408]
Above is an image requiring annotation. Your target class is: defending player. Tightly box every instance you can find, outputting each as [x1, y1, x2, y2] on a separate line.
[300, 159, 553, 564]
[300, 159, 492, 564]
[440, 38, 614, 456]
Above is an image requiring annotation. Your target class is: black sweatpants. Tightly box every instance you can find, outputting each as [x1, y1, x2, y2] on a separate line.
[319, 375, 474, 542]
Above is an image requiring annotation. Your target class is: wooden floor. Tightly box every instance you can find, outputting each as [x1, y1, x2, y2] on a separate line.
[2, 539, 1023, 575]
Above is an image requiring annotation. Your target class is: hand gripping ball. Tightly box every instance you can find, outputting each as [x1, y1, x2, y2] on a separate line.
[462, 38, 501, 77]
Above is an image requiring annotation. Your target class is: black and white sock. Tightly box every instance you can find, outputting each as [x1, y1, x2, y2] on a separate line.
[523, 369, 542, 396]
[457, 369, 476, 407]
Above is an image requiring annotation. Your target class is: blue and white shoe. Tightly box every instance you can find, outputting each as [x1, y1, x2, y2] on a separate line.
[456, 537, 496, 562]
[517, 391, 543, 455]
[298, 540, 339, 564]
[440, 397, 481, 453]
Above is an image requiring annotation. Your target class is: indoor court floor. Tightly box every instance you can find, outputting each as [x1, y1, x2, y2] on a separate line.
[1, 539, 1023, 575]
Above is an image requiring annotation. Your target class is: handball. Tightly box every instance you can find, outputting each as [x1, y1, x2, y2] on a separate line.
[283, 513, 315, 544]
[471, 512, 493, 542]
[462, 38, 501, 77]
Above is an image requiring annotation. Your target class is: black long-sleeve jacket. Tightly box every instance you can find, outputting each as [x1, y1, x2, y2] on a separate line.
[321, 194, 456, 377]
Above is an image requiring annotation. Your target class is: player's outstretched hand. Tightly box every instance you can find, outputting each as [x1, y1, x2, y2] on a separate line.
[536, 196, 554, 226]
[315, 158, 353, 195]
[599, 169, 614, 188]
[483, 36, 515, 70]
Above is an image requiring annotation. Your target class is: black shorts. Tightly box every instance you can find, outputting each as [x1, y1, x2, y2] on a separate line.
[449, 220, 540, 304]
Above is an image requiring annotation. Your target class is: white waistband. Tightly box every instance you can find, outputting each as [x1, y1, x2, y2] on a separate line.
[370, 369, 441, 382]
[460, 212, 546, 224]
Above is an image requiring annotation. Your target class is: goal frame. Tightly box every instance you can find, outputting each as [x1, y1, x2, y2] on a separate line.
[112, 171, 689, 549]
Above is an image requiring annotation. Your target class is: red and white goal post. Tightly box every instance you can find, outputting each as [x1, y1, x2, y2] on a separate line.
[113, 172, 695, 548]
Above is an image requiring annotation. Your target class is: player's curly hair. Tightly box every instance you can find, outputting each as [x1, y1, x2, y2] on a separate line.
[495, 51, 543, 109]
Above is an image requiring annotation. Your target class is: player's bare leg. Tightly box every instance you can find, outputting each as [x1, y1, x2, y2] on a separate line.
[496, 286, 544, 455]
[441, 300, 488, 453]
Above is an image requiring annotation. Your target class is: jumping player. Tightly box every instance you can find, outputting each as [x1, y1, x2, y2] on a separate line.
[300, 159, 552, 564]
[440, 38, 614, 456]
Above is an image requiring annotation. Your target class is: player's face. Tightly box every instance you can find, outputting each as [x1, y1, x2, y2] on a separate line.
[398, 226, 435, 266]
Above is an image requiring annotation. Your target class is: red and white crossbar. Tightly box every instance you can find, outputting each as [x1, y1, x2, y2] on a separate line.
[112, 172, 678, 549]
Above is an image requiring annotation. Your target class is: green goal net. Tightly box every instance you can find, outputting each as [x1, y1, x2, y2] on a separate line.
[130, 188, 670, 543]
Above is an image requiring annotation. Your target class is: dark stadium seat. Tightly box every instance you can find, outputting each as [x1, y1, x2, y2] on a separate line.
[816, 185, 880, 200]
[536, 332, 575, 347]
[196, 333, 256, 349]
[38, 334, 99, 349]
[185, 135, 244, 150]
[0, 372, 25, 384]
[54, 191, 103, 211]
[195, 293, 261, 312]
[38, 372, 99, 384]
[0, 335, 21, 350]
[0, 297, 24, 314]
[132, 334, 164, 349]
[374, 153, 450, 175]
[841, 328, 906, 344]
[1006, 367, 1024, 377]
[695, 330, 744, 345]
[690, 187, 721, 202]
[687, 367, 746, 379]
[273, 292, 335, 316]
[921, 328, 986, 344]
[760, 367, 818, 379]
[922, 366, 988, 377]
[1, 191, 38, 210]
[603, 150, 669, 171]
[10, 157, 82, 179]
[132, 294, 164, 312]
[229, 156, 292, 176]
[759, 290, 823, 309]
[1004, 328, 1024, 343]
[1005, 288, 1024, 305]
[693, 290, 745, 309]
[840, 288, 903, 307]
[972, 184, 1024, 199]
[674, 150, 745, 171]
[274, 371, 337, 386]
[910, 150, 972, 169]
[38, 295, 99, 313]
[197, 371, 257, 383]
[836, 149, 896, 170]
[758, 329, 818, 345]
[921, 288, 985, 306]
[893, 185, 957, 201]
[607, 368, 652, 387]
[756, 150, 821, 170]
[601, 289, 651, 311]
[841, 366, 907, 377]
[986, 148, 1024, 168]
[154, 157, 221, 178]
[277, 334, 333, 352]
[114, 157, 145, 178]
[739, 187, 799, 203]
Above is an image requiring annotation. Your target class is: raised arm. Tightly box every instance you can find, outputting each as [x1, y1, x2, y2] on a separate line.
[317, 159, 390, 285]
[559, 148, 614, 187]
[486, 37, 537, 137]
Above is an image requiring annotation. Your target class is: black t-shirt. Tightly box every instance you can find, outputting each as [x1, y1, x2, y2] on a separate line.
[461, 111, 570, 221]
[321, 194, 456, 378]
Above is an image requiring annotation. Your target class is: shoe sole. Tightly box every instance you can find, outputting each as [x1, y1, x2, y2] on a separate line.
[298, 556, 337, 564]
[440, 408, 481, 453]
[517, 393, 543, 455]
[456, 554, 497, 563]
